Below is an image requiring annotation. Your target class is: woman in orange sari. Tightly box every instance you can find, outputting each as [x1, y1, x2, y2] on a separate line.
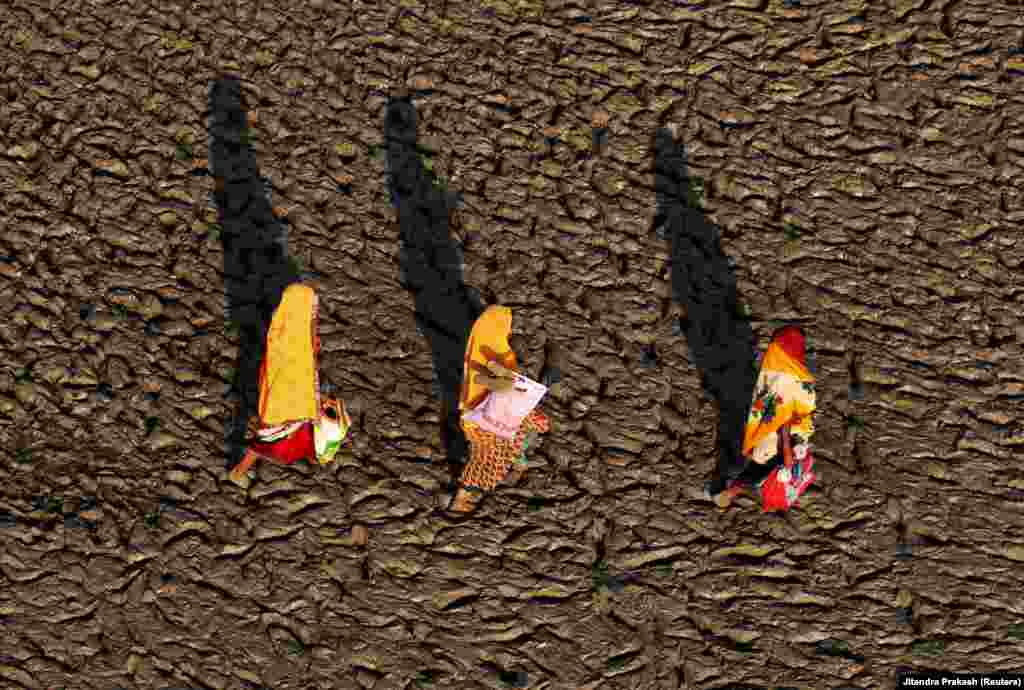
[228, 283, 351, 487]
[449, 305, 551, 514]
[707, 325, 816, 510]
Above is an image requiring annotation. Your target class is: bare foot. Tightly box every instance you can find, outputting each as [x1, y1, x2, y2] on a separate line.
[448, 486, 483, 514]
[227, 469, 251, 489]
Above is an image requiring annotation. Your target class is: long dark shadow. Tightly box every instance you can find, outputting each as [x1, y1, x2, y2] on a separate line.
[652, 128, 758, 493]
[384, 94, 485, 486]
[208, 76, 302, 471]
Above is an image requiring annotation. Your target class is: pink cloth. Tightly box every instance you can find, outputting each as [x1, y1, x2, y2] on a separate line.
[462, 374, 549, 439]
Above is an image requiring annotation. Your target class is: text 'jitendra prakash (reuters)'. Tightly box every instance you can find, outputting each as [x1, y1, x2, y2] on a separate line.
[898, 673, 1024, 688]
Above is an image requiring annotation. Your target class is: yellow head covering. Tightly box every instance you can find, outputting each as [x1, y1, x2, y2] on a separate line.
[460, 305, 516, 412]
[258, 284, 320, 426]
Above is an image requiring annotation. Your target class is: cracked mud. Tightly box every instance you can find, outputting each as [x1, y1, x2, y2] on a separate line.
[2, 0, 1024, 689]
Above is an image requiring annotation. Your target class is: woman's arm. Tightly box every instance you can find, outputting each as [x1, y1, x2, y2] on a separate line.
[486, 360, 518, 379]
[790, 414, 813, 446]
[476, 374, 516, 392]
[750, 430, 778, 464]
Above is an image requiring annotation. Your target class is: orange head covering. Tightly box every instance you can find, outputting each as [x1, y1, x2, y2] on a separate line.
[460, 305, 516, 412]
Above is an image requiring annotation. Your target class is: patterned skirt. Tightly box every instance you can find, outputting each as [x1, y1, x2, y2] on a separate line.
[460, 409, 550, 491]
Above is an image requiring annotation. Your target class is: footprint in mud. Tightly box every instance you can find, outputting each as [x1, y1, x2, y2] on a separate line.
[994, 424, 1023, 446]
[481, 663, 528, 689]
[848, 352, 864, 400]
[815, 638, 865, 663]
[892, 503, 912, 560]
[592, 110, 610, 155]
[96, 383, 114, 402]
[500, 670, 529, 687]
[639, 343, 658, 369]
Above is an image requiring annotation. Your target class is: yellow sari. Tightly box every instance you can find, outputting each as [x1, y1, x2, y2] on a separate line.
[258, 284, 320, 426]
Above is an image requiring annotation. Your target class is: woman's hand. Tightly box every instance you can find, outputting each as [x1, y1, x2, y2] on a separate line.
[751, 432, 777, 464]
[477, 374, 516, 392]
[485, 360, 518, 379]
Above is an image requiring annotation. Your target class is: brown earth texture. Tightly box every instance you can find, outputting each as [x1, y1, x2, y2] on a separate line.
[3, 0, 1024, 688]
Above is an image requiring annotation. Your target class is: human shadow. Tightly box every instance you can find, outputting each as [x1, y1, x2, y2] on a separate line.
[208, 76, 302, 471]
[652, 128, 758, 493]
[384, 94, 485, 488]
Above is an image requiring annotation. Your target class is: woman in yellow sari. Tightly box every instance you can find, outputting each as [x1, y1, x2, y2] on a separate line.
[228, 283, 351, 487]
[708, 325, 817, 511]
[449, 305, 551, 513]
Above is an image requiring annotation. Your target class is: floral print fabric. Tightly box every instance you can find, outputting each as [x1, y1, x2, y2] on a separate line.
[730, 326, 818, 511]
[746, 370, 815, 465]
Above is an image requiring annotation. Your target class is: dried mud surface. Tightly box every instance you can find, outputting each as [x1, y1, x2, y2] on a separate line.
[3, 0, 1024, 688]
